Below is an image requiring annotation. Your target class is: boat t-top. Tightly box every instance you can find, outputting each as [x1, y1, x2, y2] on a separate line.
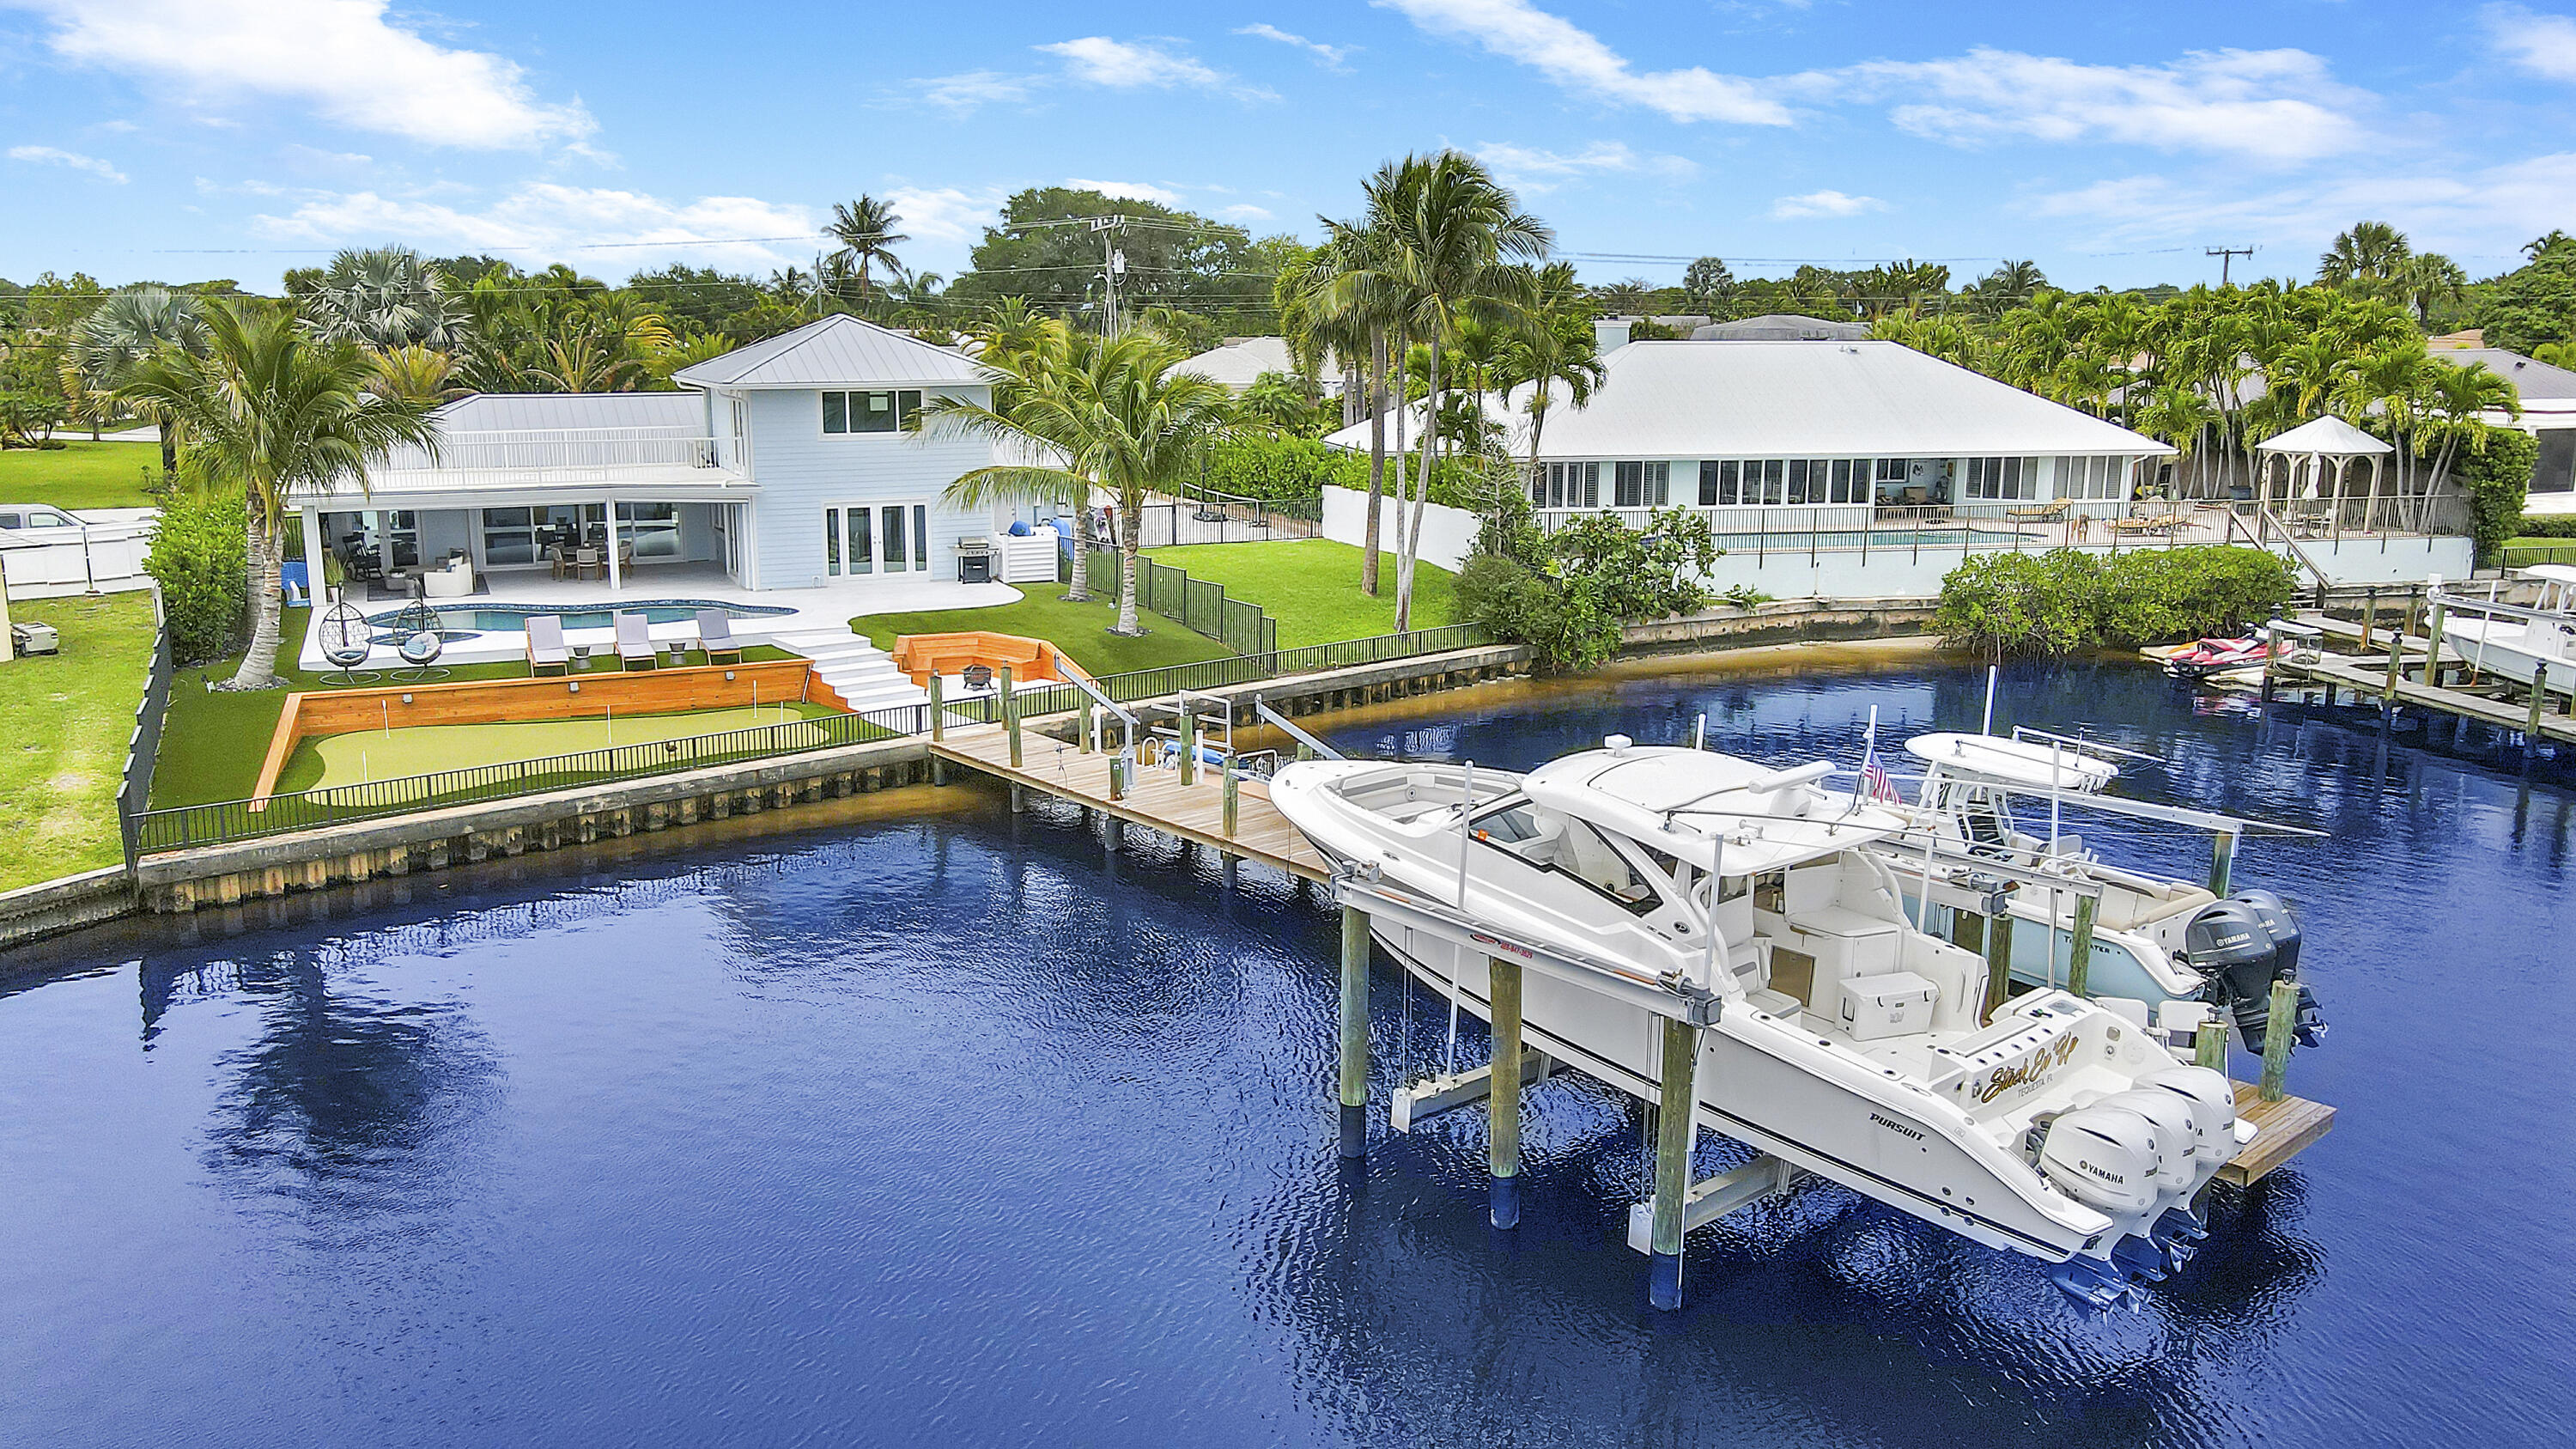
[1273, 737, 2259, 1308]
[1884, 726, 2326, 1056]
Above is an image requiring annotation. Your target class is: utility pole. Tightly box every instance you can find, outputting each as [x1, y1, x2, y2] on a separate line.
[1091, 215, 1128, 334]
[2206, 245, 2254, 287]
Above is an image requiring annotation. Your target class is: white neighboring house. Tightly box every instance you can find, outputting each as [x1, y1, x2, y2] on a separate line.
[1319, 332, 2474, 593]
[299, 314, 1063, 705]
[1180, 336, 1342, 396]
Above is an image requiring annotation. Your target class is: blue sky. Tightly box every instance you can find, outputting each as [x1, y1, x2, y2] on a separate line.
[5, 0, 2576, 295]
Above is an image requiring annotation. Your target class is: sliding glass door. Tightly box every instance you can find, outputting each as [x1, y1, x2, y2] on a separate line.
[823, 501, 932, 578]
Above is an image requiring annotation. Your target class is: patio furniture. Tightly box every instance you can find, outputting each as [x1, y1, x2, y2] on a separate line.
[574, 546, 604, 581]
[392, 629, 448, 682]
[695, 609, 744, 665]
[2106, 513, 2187, 537]
[315, 600, 380, 685]
[526, 614, 571, 677]
[549, 545, 573, 581]
[2005, 500, 2070, 522]
[422, 552, 474, 599]
[615, 612, 658, 670]
[962, 664, 995, 693]
[665, 640, 689, 667]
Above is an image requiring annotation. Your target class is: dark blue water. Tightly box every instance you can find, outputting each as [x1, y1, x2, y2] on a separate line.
[6, 657, 2571, 1447]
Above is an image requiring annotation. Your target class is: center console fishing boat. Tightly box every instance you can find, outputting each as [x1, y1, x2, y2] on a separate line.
[1273, 739, 2261, 1308]
[2430, 567, 2576, 700]
[1880, 728, 2326, 1056]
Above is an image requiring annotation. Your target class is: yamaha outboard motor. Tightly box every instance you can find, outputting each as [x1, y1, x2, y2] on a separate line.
[2184, 892, 2325, 1053]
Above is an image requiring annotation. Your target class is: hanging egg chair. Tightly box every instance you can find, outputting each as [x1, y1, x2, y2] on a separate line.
[315, 598, 380, 685]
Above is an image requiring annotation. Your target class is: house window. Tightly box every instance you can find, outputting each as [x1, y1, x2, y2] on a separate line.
[619, 502, 681, 559]
[1826, 458, 1870, 505]
[1613, 460, 1668, 507]
[2051, 455, 2125, 501]
[480, 506, 538, 566]
[1759, 460, 1786, 505]
[1531, 461, 1601, 509]
[822, 389, 920, 435]
[1964, 456, 2036, 501]
[1700, 460, 1735, 506]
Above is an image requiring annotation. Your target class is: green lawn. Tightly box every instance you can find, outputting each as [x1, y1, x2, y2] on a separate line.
[152, 606, 797, 809]
[2501, 537, 2576, 565]
[0, 590, 158, 891]
[1145, 539, 1457, 648]
[854, 588, 1232, 678]
[0, 441, 164, 509]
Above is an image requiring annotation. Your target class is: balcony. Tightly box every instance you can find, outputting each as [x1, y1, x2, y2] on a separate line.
[367, 427, 741, 495]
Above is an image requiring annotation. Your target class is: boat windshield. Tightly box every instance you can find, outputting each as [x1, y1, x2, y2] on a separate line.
[1473, 798, 1662, 917]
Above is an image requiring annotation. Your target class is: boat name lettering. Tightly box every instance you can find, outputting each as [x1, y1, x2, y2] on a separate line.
[1971, 1036, 2081, 1104]
[1869, 1112, 1925, 1142]
[1467, 930, 1538, 960]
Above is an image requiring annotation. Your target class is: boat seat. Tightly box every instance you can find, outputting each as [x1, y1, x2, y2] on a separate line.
[1746, 988, 1804, 1019]
[1727, 941, 1804, 1019]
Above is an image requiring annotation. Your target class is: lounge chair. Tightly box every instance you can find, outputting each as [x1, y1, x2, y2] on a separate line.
[526, 614, 571, 676]
[695, 608, 743, 665]
[615, 611, 658, 670]
[2005, 499, 2070, 522]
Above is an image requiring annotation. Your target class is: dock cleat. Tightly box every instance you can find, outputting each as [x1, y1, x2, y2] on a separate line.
[2050, 1255, 2143, 1312]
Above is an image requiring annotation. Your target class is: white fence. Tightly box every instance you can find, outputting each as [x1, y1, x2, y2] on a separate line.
[1319, 485, 1479, 572]
[0, 511, 157, 600]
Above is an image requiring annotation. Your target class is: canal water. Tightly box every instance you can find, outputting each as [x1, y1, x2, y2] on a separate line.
[5, 654, 2569, 1447]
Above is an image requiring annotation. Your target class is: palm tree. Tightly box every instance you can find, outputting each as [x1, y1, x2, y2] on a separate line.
[2395, 253, 2468, 326]
[1241, 371, 1321, 433]
[1294, 226, 1407, 595]
[302, 247, 463, 350]
[64, 285, 207, 476]
[1338, 150, 1551, 629]
[1502, 260, 1604, 504]
[826, 197, 909, 308]
[920, 325, 1239, 630]
[2419, 360, 2518, 527]
[368, 344, 467, 409]
[118, 303, 439, 689]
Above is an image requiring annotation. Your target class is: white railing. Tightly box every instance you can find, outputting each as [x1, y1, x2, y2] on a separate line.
[0, 517, 157, 600]
[378, 427, 724, 478]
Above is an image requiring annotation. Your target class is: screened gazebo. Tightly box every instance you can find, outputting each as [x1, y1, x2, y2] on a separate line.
[2254, 417, 2396, 537]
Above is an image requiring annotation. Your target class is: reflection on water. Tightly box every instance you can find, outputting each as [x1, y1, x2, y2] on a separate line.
[2, 653, 2569, 1448]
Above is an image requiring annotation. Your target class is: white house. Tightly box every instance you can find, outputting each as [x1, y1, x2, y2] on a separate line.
[1179, 336, 1344, 396]
[304, 314, 1064, 598]
[1318, 334, 2473, 593]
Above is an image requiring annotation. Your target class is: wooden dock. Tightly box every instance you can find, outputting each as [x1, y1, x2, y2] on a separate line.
[929, 722, 1334, 882]
[2218, 1081, 2336, 1186]
[2270, 611, 2576, 745]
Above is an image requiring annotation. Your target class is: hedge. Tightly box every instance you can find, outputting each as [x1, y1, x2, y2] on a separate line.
[143, 487, 248, 666]
[1934, 546, 2298, 658]
[1201, 434, 1485, 510]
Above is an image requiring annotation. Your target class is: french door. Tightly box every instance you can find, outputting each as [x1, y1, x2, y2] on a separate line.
[823, 500, 932, 578]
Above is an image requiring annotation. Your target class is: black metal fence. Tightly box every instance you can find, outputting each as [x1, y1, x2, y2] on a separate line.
[129, 701, 930, 855]
[953, 621, 1495, 726]
[1078, 548, 1278, 655]
[1129, 494, 1320, 547]
[114, 607, 174, 874]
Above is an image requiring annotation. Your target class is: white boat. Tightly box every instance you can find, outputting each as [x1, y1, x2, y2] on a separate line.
[2439, 566, 2576, 697]
[1880, 728, 2324, 1055]
[1272, 739, 2257, 1308]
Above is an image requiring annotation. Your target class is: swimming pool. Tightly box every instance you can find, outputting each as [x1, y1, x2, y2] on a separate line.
[364, 598, 799, 637]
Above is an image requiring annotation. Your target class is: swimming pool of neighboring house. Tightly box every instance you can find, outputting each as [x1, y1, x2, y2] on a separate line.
[364, 598, 799, 642]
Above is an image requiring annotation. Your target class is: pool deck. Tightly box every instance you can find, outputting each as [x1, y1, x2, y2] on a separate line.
[301, 562, 1023, 671]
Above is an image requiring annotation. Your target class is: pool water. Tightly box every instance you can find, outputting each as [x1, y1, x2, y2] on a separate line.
[3, 659, 2569, 1446]
[363, 598, 799, 636]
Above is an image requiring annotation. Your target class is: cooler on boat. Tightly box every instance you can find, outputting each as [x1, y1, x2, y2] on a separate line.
[1838, 971, 1936, 1042]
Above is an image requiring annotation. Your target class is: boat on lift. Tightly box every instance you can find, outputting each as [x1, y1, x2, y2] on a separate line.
[1272, 739, 2258, 1308]
[1879, 727, 2325, 1056]
[2433, 567, 2576, 698]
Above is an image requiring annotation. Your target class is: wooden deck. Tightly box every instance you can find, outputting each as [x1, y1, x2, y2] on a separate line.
[929, 722, 1334, 882]
[2218, 1081, 2336, 1186]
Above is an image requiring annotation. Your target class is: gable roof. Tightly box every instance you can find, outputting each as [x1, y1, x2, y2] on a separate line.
[2435, 348, 2576, 402]
[2256, 416, 2391, 456]
[1691, 314, 1870, 342]
[1180, 335, 1346, 394]
[1323, 339, 2170, 460]
[671, 313, 985, 389]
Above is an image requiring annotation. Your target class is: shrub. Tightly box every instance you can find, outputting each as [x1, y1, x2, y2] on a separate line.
[145, 487, 248, 665]
[2517, 514, 2576, 539]
[2456, 425, 2537, 566]
[1462, 509, 1721, 671]
[1935, 545, 2296, 658]
[1200, 433, 1485, 510]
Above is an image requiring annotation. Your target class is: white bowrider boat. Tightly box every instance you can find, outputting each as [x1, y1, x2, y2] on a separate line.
[1272, 738, 2257, 1309]
[2433, 566, 2576, 699]
[1882, 728, 2326, 1056]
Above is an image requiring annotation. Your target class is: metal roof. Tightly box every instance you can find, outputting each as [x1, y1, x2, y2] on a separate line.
[671, 314, 987, 389]
[428, 393, 705, 431]
[2255, 416, 2391, 455]
[1323, 340, 2171, 460]
[1691, 314, 1870, 342]
[2434, 348, 2576, 401]
[1179, 336, 1346, 394]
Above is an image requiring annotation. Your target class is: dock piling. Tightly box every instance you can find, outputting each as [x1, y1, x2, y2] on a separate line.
[2259, 980, 2296, 1103]
[2529, 666, 2552, 740]
[1980, 912, 2016, 1023]
[928, 674, 945, 742]
[2208, 831, 2236, 898]
[1649, 1016, 1700, 1311]
[2195, 1020, 2227, 1071]
[1338, 905, 1370, 1160]
[1001, 667, 1020, 768]
[1488, 955, 1523, 1230]
[1078, 694, 1094, 753]
[2065, 892, 2098, 998]
[2423, 595, 2448, 687]
[1178, 699, 1197, 786]
[1221, 756, 1239, 837]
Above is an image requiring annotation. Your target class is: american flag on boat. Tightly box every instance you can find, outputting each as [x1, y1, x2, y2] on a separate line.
[1862, 753, 1901, 803]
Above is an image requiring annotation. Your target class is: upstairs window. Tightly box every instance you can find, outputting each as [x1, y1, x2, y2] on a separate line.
[1613, 460, 1668, 508]
[822, 389, 921, 435]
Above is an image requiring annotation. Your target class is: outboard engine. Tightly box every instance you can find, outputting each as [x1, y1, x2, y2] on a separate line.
[2038, 1103, 2163, 1218]
[2184, 893, 2327, 1053]
[2135, 1065, 2239, 1172]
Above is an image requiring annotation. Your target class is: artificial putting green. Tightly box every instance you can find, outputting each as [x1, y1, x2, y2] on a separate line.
[274, 702, 844, 802]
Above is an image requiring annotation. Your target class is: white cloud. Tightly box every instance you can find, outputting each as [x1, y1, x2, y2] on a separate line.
[252, 184, 817, 266]
[1235, 22, 1354, 70]
[1039, 36, 1258, 95]
[1219, 203, 1274, 222]
[1372, 0, 1793, 125]
[1852, 48, 2368, 165]
[883, 186, 1005, 245]
[7, 143, 128, 183]
[1473, 140, 1697, 191]
[1770, 189, 1885, 219]
[2028, 153, 2576, 259]
[912, 70, 1036, 113]
[26, 0, 593, 149]
[1066, 177, 1182, 205]
[2488, 4, 2576, 81]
